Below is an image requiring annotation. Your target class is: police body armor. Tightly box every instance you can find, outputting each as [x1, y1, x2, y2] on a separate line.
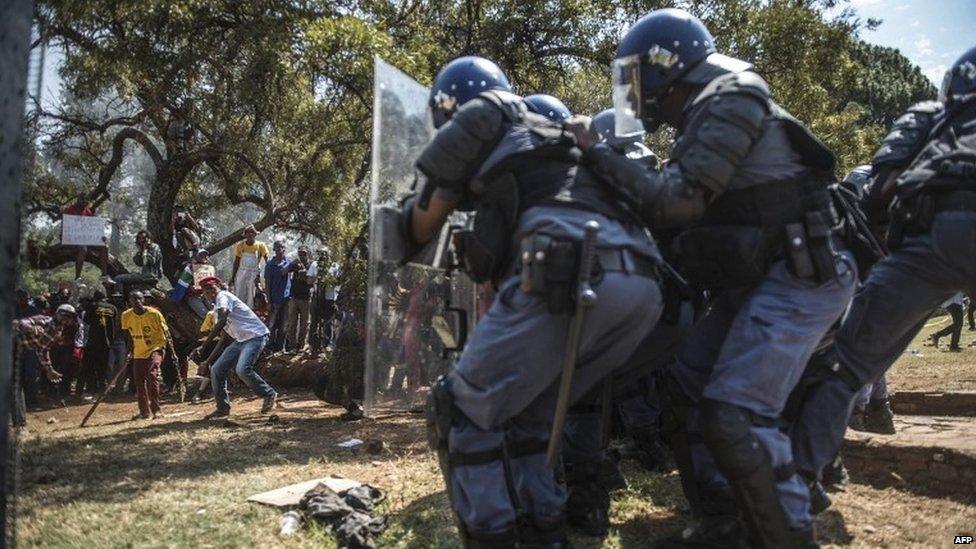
[665, 72, 838, 289]
[421, 90, 637, 286]
[887, 101, 976, 248]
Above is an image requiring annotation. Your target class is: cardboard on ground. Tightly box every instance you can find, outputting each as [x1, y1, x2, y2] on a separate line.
[247, 475, 362, 507]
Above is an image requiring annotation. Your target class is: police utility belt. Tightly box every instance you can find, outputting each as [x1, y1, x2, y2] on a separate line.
[515, 234, 658, 315]
[888, 188, 976, 249]
[673, 177, 840, 290]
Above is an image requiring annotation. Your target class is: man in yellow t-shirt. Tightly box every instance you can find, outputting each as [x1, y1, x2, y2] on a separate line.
[229, 224, 268, 307]
[120, 291, 175, 419]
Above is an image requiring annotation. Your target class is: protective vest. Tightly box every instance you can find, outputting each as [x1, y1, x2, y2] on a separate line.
[895, 101, 976, 198]
[459, 91, 636, 282]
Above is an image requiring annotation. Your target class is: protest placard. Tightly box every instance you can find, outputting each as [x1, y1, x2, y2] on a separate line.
[61, 214, 109, 247]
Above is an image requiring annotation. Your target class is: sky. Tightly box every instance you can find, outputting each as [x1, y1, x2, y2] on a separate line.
[840, 0, 976, 85]
[34, 0, 976, 109]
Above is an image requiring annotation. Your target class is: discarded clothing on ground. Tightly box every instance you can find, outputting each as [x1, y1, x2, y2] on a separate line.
[299, 481, 387, 548]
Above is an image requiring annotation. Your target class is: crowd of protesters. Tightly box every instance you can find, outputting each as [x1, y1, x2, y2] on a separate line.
[12, 207, 345, 426]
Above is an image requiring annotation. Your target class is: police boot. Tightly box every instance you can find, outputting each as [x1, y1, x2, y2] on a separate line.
[863, 398, 896, 435]
[821, 455, 850, 490]
[519, 515, 570, 548]
[564, 461, 610, 537]
[464, 528, 519, 549]
[655, 514, 749, 549]
[847, 403, 867, 431]
[807, 480, 832, 515]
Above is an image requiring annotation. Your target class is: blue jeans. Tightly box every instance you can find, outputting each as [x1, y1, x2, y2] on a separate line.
[210, 334, 275, 412]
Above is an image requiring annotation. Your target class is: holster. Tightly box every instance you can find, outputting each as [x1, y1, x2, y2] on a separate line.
[783, 211, 837, 284]
[517, 234, 578, 315]
[673, 225, 771, 290]
[887, 194, 935, 250]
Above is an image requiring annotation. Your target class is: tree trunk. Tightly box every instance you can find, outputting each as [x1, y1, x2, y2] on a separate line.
[145, 166, 181, 285]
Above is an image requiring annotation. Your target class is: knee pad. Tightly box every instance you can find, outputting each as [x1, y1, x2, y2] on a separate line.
[699, 399, 768, 480]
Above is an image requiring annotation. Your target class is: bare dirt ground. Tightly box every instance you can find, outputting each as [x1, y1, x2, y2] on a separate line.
[14, 383, 976, 548]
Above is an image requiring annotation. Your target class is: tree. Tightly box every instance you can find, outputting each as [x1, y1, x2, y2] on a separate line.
[25, 0, 937, 283]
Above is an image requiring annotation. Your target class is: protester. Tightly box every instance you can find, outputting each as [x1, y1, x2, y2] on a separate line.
[169, 248, 215, 317]
[252, 291, 271, 325]
[930, 292, 965, 352]
[172, 205, 202, 258]
[107, 291, 132, 395]
[286, 245, 314, 352]
[12, 306, 72, 385]
[62, 193, 111, 284]
[264, 240, 291, 352]
[120, 291, 176, 419]
[309, 248, 339, 353]
[188, 305, 230, 404]
[14, 290, 42, 411]
[230, 224, 268, 307]
[132, 230, 164, 280]
[76, 290, 118, 396]
[194, 276, 278, 418]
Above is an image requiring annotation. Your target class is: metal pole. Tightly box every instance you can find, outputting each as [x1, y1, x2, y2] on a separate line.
[0, 1, 35, 547]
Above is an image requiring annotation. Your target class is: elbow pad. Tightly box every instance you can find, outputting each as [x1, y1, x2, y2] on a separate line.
[585, 144, 706, 229]
[416, 97, 506, 191]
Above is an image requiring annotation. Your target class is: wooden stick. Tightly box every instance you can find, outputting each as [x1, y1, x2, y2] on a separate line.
[80, 358, 130, 427]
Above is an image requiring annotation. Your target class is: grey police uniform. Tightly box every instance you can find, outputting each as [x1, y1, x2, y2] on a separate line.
[821, 100, 976, 486]
[583, 70, 857, 545]
[419, 91, 663, 545]
[787, 101, 946, 487]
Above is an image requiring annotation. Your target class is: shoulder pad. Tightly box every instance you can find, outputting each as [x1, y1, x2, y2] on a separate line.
[675, 72, 770, 193]
[872, 101, 944, 172]
[693, 71, 770, 106]
[476, 90, 526, 123]
[416, 97, 506, 186]
[907, 100, 943, 115]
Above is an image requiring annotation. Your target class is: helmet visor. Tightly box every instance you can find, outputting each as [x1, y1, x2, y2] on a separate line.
[612, 54, 646, 139]
[939, 68, 952, 105]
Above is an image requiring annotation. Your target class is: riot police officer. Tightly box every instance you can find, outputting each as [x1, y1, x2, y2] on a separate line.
[410, 56, 664, 547]
[815, 44, 976, 519]
[524, 94, 572, 123]
[559, 108, 673, 538]
[568, 9, 857, 547]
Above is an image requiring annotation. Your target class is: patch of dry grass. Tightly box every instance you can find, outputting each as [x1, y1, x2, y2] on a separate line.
[14, 388, 976, 548]
[887, 313, 976, 393]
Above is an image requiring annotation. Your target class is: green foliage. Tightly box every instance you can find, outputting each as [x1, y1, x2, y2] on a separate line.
[28, 0, 937, 287]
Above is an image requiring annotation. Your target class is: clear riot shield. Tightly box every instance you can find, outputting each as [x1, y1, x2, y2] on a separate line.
[365, 57, 478, 415]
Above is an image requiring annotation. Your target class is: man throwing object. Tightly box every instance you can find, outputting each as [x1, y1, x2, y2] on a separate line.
[195, 277, 278, 418]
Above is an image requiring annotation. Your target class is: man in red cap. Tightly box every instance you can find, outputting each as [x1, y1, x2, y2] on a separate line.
[193, 276, 278, 417]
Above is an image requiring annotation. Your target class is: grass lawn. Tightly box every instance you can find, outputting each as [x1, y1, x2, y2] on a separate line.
[887, 312, 976, 392]
[13, 320, 976, 548]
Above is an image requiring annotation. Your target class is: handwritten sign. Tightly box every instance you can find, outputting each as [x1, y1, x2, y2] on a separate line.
[61, 215, 109, 247]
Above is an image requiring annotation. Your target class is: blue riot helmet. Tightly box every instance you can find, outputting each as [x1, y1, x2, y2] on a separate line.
[524, 94, 571, 122]
[939, 45, 976, 110]
[613, 8, 750, 134]
[429, 56, 512, 129]
[591, 108, 644, 148]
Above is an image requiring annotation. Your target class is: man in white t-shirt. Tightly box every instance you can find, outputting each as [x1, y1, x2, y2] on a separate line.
[194, 276, 277, 417]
